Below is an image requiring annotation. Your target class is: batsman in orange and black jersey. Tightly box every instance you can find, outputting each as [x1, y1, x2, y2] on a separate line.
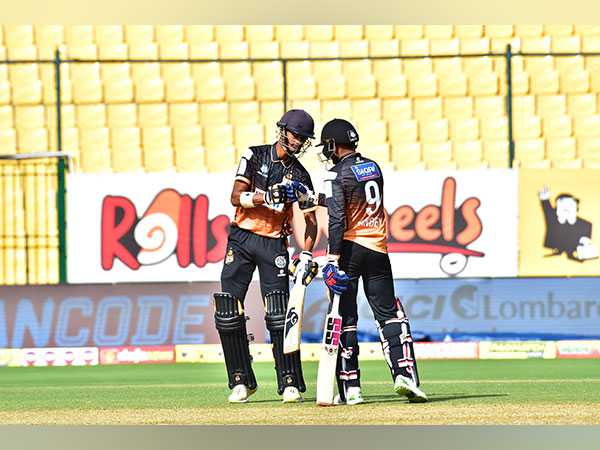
[213, 110, 319, 404]
[292, 119, 428, 405]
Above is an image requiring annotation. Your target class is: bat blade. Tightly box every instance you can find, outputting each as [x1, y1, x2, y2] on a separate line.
[283, 268, 306, 354]
[316, 293, 342, 406]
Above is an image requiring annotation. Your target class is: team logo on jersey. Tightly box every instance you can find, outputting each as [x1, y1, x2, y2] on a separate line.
[225, 248, 234, 265]
[258, 164, 269, 177]
[351, 162, 380, 182]
[274, 255, 287, 268]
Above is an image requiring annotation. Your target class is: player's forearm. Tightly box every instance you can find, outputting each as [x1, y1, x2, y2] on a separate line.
[231, 190, 265, 207]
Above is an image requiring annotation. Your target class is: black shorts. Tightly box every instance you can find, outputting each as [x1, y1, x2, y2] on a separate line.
[220, 226, 290, 302]
[338, 240, 398, 326]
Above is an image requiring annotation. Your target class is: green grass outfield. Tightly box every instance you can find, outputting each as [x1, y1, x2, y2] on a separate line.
[1, 359, 599, 424]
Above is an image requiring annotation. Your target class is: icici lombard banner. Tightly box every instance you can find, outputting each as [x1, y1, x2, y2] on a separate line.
[68, 170, 518, 282]
[519, 169, 600, 276]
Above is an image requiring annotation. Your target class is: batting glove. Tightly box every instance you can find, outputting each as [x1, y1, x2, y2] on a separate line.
[323, 261, 350, 295]
[289, 251, 319, 286]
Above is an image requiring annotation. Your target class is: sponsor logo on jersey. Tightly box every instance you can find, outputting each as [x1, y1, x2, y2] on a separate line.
[258, 164, 269, 177]
[274, 255, 287, 268]
[351, 162, 380, 182]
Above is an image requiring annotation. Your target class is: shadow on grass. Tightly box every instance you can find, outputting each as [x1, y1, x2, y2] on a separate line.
[363, 393, 508, 404]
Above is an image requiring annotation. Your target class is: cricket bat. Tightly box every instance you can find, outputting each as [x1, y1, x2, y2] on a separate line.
[316, 290, 343, 406]
[283, 265, 306, 354]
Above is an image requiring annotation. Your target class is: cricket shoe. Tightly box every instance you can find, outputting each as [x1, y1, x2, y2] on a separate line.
[228, 384, 257, 403]
[282, 386, 304, 403]
[334, 387, 364, 405]
[394, 375, 428, 403]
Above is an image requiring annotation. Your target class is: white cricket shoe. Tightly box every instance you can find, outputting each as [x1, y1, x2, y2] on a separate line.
[228, 384, 257, 403]
[394, 375, 428, 403]
[282, 386, 303, 403]
[333, 387, 364, 405]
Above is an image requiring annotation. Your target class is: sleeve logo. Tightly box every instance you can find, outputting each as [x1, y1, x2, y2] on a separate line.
[351, 162, 381, 182]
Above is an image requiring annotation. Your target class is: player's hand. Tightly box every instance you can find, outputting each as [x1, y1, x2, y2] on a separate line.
[285, 180, 308, 202]
[323, 261, 350, 295]
[289, 251, 319, 286]
[539, 185, 550, 201]
[264, 183, 287, 205]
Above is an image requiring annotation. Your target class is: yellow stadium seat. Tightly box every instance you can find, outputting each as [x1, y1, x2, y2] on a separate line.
[430, 38, 459, 55]
[582, 36, 600, 53]
[48, 126, 79, 154]
[175, 146, 205, 172]
[46, 104, 75, 128]
[65, 25, 94, 46]
[155, 25, 183, 45]
[530, 71, 559, 95]
[124, 25, 154, 44]
[80, 126, 109, 150]
[5, 25, 34, 47]
[94, 25, 123, 44]
[575, 25, 600, 36]
[230, 101, 259, 125]
[342, 60, 371, 79]
[142, 126, 172, 150]
[509, 71, 530, 96]
[291, 100, 320, 123]
[424, 25, 453, 39]
[490, 37, 517, 54]
[260, 101, 284, 126]
[205, 146, 236, 172]
[552, 36, 581, 54]
[369, 40, 400, 58]
[138, 103, 168, 127]
[480, 116, 508, 140]
[347, 74, 376, 99]
[392, 142, 424, 170]
[578, 137, 600, 159]
[523, 56, 553, 76]
[199, 102, 229, 125]
[454, 140, 485, 169]
[321, 99, 352, 120]
[110, 126, 141, 149]
[34, 25, 64, 47]
[316, 74, 345, 100]
[134, 78, 164, 103]
[543, 115, 572, 138]
[372, 60, 402, 81]
[144, 146, 174, 172]
[439, 72, 467, 97]
[0, 80, 10, 105]
[555, 56, 585, 75]
[400, 39, 428, 57]
[514, 138, 546, 167]
[160, 47, 191, 80]
[402, 59, 432, 78]
[544, 25, 573, 36]
[361, 143, 390, 163]
[521, 36, 551, 53]
[184, 26, 213, 44]
[536, 94, 566, 117]
[222, 63, 252, 85]
[567, 93, 596, 116]
[168, 103, 198, 126]
[15, 106, 45, 130]
[455, 25, 483, 38]
[560, 70, 590, 94]
[443, 97, 473, 119]
[432, 57, 462, 75]
[191, 62, 221, 84]
[280, 41, 310, 59]
[422, 142, 453, 167]
[100, 60, 130, 81]
[173, 125, 202, 149]
[220, 41, 249, 60]
[76, 104, 106, 128]
[313, 62, 342, 83]
[0, 106, 13, 128]
[253, 61, 283, 81]
[340, 40, 368, 58]
[450, 117, 479, 141]
[275, 25, 303, 42]
[474, 96, 504, 117]
[196, 77, 225, 102]
[462, 56, 493, 76]
[352, 99, 381, 121]
[547, 137, 577, 161]
[204, 124, 233, 148]
[590, 72, 600, 93]
[250, 41, 279, 60]
[71, 77, 102, 104]
[189, 41, 219, 59]
[395, 25, 423, 39]
[104, 78, 134, 103]
[514, 114, 541, 139]
[515, 25, 543, 38]
[111, 146, 143, 172]
[107, 104, 137, 127]
[256, 76, 283, 101]
[460, 37, 490, 55]
[214, 25, 244, 43]
[288, 76, 316, 100]
[382, 98, 412, 120]
[408, 73, 437, 97]
[377, 75, 407, 98]
[234, 123, 263, 149]
[80, 147, 111, 172]
[483, 140, 509, 167]
[225, 76, 255, 101]
[165, 77, 194, 102]
[305, 25, 333, 41]
[513, 95, 536, 115]
[413, 97, 442, 119]
[574, 115, 600, 137]
[485, 25, 513, 38]
[131, 63, 161, 83]
[419, 119, 448, 143]
[389, 120, 418, 143]
[362, 25, 392, 41]
[11, 78, 42, 105]
[129, 42, 158, 59]
[334, 25, 363, 41]
[0, 129, 17, 154]
[244, 25, 273, 43]
[356, 120, 387, 145]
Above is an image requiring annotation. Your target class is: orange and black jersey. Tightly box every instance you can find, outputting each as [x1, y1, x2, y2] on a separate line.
[234, 144, 315, 239]
[325, 152, 387, 254]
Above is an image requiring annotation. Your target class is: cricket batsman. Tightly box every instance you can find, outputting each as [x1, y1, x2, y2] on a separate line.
[213, 110, 319, 404]
[292, 118, 428, 405]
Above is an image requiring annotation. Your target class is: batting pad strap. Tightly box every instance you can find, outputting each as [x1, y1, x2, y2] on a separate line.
[240, 191, 255, 208]
[264, 290, 287, 331]
[339, 369, 360, 381]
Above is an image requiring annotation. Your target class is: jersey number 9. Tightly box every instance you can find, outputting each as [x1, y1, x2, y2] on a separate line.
[365, 180, 381, 215]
